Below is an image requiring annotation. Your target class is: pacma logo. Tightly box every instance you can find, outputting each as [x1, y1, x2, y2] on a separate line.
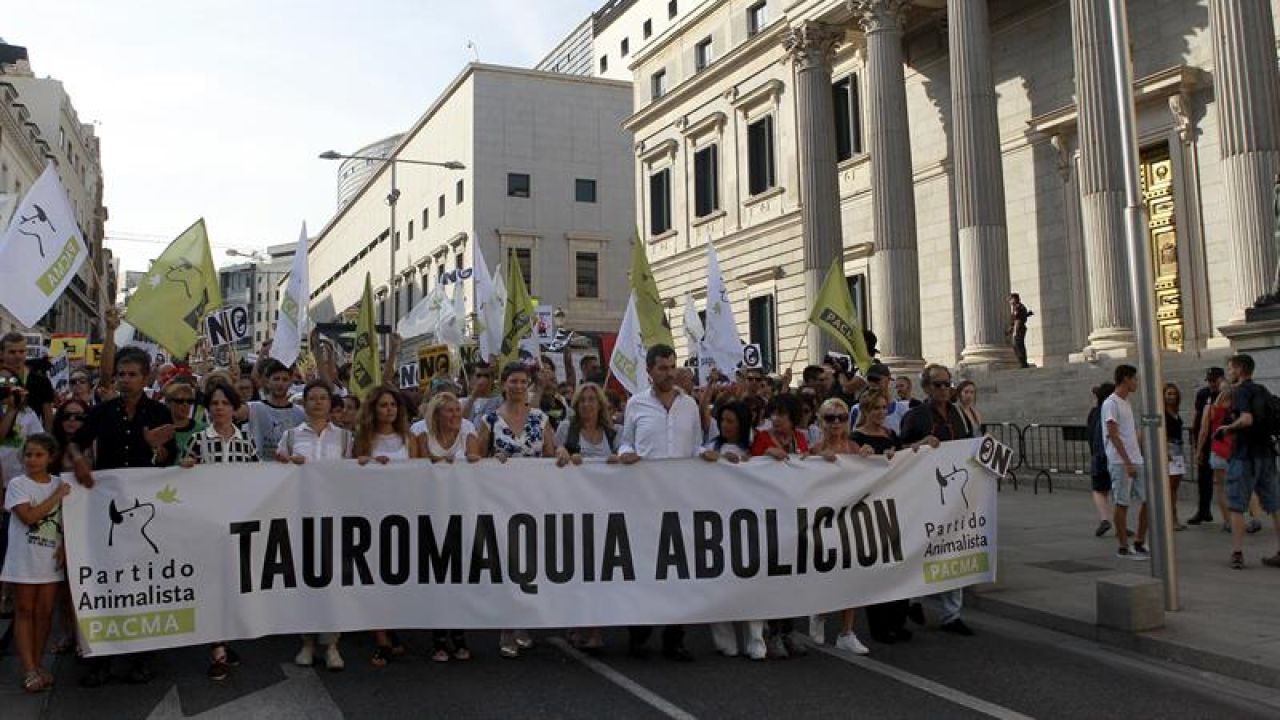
[935, 466, 970, 510]
[108, 498, 159, 554]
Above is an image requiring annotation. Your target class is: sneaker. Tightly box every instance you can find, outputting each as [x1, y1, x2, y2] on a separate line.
[746, 636, 767, 661]
[294, 640, 315, 667]
[1095, 520, 1112, 537]
[782, 632, 808, 657]
[1247, 519, 1263, 534]
[835, 632, 870, 655]
[765, 634, 788, 659]
[808, 615, 825, 645]
[1261, 553, 1280, 568]
[940, 619, 975, 636]
[514, 630, 534, 650]
[1231, 552, 1244, 570]
[324, 645, 345, 672]
[1186, 513, 1208, 526]
[499, 631, 519, 658]
[1116, 546, 1133, 559]
[1132, 542, 1150, 557]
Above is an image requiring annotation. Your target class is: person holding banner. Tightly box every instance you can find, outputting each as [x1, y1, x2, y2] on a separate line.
[276, 380, 350, 672]
[553, 383, 618, 466]
[617, 344, 702, 662]
[810, 398, 874, 656]
[178, 381, 258, 681]
[351, 386, 420, 666]
[476, 363, 553, 658]
[247, 360, 305, 461]
[69, 346, 177, 687]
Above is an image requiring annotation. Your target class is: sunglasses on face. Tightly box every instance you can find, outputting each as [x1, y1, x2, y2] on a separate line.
[822, 413, 849, 423]
[62, 413, 86, 421]
[930, 381, 952, 389]
[167, 397, 194, 405]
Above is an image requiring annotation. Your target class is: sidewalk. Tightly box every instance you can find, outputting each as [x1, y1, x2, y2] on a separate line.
[973, 482, 1280, 689]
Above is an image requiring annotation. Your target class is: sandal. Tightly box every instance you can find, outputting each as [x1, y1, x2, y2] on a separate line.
[371, 645, 393, 668]
[453, 646, 471, 661]
[22, 670, 49, 693]
[387, 632, 407, 657]
[207, 645, 231, 681]
[431, 648, 450, 663]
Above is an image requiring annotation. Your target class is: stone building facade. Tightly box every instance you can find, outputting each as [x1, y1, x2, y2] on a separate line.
[619, 0, 1280, 376]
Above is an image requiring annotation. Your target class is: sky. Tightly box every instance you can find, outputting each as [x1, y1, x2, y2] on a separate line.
[4, 0, 599, 274]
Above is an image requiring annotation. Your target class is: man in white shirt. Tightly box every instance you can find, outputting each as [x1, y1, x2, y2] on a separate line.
[1103, 364, 1148, 560]
[618, 344, 701, 661]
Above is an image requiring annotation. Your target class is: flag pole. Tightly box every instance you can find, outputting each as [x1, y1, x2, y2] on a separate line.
[785, 331, 810, 373]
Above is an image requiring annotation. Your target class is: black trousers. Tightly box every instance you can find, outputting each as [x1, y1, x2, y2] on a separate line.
[1012, 332, 1028, 368]
[1196, 456, 1214, 518]
[628, 625, 684, 650]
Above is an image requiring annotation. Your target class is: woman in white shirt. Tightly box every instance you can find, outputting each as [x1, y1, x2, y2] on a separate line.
[554, 383, 618, 465]
[423, 392, 479, 463]
[351, 386, 421, 667]
[277, 381, 350, 672]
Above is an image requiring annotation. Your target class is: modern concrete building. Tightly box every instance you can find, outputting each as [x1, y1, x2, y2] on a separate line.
[616, 0, 1280, 381]
[308, 63, 635, 345]
[0, 44, 108, 339]
[536, 0, 720, 82]
[335, 134, 403, 209]
[218, 241, 294, 352]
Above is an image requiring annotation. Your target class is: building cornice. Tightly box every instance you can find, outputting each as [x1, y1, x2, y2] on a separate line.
[623, 20, 791, 132]
[1026, 65, 1205, 137]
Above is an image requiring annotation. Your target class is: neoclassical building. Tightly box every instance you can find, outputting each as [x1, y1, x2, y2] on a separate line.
[618, 0, 1280, 374]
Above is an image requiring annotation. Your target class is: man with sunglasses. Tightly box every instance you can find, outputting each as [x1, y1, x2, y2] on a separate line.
[899, 363, 977, 637]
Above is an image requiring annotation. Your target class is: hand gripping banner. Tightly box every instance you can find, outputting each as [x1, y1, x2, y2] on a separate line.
[64, 439, 1003, 656]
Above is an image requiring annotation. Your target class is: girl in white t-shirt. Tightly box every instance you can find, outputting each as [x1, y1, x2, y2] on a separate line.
[1, 434, 71, 693]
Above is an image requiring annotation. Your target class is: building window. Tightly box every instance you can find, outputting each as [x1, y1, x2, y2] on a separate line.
[456, 179, 465, 204]
[649, 168, 672, 236]
[694, 144, 720, 217]
[422, 207, 429, 229]
[651, 69, 668, 100]
[508, 173, 531, 198]
[643, 19, 653, 39]
[575, 178, 598, 203]
[600, 55, 609, 73]
[514, 247, 533, 289]
[406, 281, 415, 310]
[438, 195, 446, 218]
[833, 74, 863, 161]
[846, 273, 868, 331]
[394, 230, 401, 250]
[575, 251, 600, 298]
[408, 220, 414, 242]
[621, 38, 630, 57]
[668, 1, 678, 19]
[695, 37, 713, 72]
[748, 1, 768, 36]
[747, 115, 777, 196]
[748, 295, 777, 371]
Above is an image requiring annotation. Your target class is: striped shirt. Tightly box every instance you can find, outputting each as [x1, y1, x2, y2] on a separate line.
[185, 426, 260, 465]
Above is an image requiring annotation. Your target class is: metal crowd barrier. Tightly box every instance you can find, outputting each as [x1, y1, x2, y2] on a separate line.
[979, 422, 1024, 491]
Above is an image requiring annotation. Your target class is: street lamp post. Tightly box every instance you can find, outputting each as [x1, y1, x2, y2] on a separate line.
[318, 151, 464, 326]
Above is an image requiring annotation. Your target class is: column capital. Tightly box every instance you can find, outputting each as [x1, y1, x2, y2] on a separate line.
[782, 21, 844, 70]
[848, 0, 910, 34]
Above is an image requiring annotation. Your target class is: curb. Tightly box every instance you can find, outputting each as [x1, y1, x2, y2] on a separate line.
[968, 592, 1280, 691]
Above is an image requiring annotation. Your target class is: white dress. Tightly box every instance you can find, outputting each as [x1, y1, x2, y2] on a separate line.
[371, 433, 411, 460]
[426, 419, 478, 461]
[1, 474, 65, 583]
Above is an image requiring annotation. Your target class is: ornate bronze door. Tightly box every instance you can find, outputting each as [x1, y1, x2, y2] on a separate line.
[1139, 145, 1183, 352]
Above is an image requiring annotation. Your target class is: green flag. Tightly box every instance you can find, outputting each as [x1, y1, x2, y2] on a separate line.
[499, 250, 534, 366]
[629, 232, 674, 348]
[350, 273, 382, 400]
[808, 260, 873, 373]
[124, 219, 222, 358]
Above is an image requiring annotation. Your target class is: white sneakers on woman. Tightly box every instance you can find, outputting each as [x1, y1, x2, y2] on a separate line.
[835, 631, 870, 655]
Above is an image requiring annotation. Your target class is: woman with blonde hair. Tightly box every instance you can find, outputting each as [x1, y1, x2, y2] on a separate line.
[554, 383, 618, 465]
[809, 397, 873, 655]
[423, 392, 480, 463]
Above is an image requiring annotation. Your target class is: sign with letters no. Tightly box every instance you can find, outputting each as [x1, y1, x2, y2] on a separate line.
[204, 305, 250, 348]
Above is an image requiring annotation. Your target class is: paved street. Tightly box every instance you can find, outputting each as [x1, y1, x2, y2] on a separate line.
[4, 607, 1278, 719]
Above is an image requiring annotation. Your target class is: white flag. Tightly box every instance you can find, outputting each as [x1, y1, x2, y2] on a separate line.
[436, 279, 466, 347]
[609, 293, 650, 397]
[269, 222, 309, 368]
[0, 165, 89, 327]
[682, 292, 703, 356]
[486, 264, 508, 361]
[473, 245, 499, 360]
[398, 280, 450, 340]
[701, 242, 741, 378]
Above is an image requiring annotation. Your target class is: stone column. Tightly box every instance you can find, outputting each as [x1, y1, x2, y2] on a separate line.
[949, 0, 1017, 367]
[850, 0, 923, 369]
[1209, 0, 1280, 318]
[1069, 0, 1136, 353]
[784, 21, 845, 363]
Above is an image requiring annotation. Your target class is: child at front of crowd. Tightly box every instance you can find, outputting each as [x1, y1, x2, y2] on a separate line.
[1, 433, 80, 693]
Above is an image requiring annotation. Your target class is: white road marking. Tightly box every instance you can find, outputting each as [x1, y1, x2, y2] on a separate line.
[548, 637, 698, 720]
[810, 642, 1036, 720]
[146, 663, 343, 719]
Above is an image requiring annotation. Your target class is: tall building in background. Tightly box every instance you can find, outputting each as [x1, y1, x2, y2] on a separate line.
[336, 134, 403, 209]
[535, 0, 710, 81]
[0, 41, 108, 339]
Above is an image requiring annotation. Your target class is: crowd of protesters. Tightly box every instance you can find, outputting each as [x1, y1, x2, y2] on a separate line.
[19, 314, 1276, 692]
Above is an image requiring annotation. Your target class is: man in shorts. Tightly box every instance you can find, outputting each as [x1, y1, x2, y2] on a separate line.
[1103, 364, 1149, 560]
[1213, 354, 1280, 569]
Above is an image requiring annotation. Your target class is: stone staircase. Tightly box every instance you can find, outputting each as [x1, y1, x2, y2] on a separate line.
[954, 348, 1234, 427]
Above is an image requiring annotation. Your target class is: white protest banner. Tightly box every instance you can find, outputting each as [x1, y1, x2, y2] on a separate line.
[49, 351, 70, 394]
[64, 439, 997, 656]
[534, 305, 555, 345]
[204, 305, 251, 348]
[0, 165, 89, 327]
[396, 362, 419, 390]
[742, 343, 763, 370]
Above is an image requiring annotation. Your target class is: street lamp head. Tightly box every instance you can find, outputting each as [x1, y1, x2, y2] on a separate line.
[443, 161, 466, 170]
[318, 150, 343, 160]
